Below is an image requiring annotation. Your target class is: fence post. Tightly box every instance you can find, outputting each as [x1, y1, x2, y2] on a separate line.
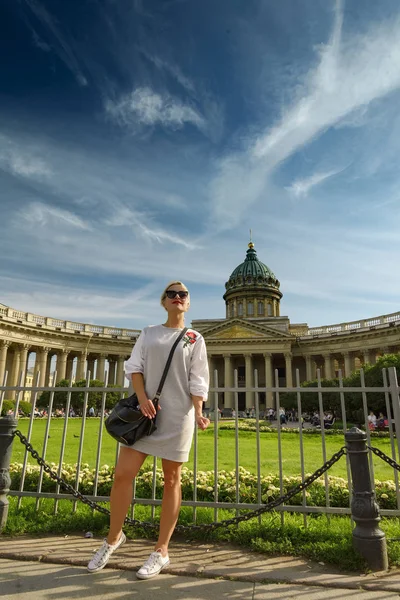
[345, 427, 388, 571]
[388, 367, 400, 462]
[0, 416, 18, 531]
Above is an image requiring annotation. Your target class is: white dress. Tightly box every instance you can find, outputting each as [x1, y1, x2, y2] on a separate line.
[124, 324, 209, 462]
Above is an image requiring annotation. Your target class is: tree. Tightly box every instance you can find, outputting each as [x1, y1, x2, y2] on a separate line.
[280, 378, 340, 413]
[342, 354, 400, 418]
[73, 379, 121, 412]
[1, 399, 32, 416]
[280, 354, 400, 420]
[37, 379, 71, 410]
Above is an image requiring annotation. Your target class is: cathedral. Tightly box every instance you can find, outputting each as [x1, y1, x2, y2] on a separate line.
[1, 242, 399, 410]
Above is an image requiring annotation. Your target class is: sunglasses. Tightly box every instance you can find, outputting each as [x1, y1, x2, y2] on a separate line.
[165, 290, 189, 299]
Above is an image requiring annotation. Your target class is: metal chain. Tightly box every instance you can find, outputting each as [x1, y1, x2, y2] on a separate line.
[13, 430, 159, 530]
[174, 446, 346, 532]
[13, 429, 346, 532]
[368, 445, 400, 472]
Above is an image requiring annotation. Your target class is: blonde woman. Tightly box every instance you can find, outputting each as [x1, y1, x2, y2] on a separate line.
[87, 281, 210, 579]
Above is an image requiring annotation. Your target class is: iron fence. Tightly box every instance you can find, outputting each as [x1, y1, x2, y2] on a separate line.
[1, 366, 400, 525]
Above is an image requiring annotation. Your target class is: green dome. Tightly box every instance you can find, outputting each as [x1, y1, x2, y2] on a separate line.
[225, 243, 280, 291]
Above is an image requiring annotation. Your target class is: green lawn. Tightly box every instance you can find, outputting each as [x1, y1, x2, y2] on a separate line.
[10, 418, 397, 481]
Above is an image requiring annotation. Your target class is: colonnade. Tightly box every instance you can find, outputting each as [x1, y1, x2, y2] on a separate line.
[0, 340, 129, 393]
[207, 346, 397, 410]
[1, 338, 398, 406]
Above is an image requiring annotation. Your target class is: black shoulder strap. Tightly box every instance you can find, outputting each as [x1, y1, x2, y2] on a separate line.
[154, 327, 188, 401]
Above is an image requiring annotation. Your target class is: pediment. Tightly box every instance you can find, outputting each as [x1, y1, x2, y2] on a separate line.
[201, 319, 293, 340]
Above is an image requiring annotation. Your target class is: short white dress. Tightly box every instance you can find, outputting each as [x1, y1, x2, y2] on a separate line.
[124, 324, 209, 462]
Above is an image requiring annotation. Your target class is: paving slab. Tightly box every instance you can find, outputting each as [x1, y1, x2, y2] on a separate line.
[2, 559, 400, 600]
[0, 559, 254, 600]
[1, 535, 400, 594]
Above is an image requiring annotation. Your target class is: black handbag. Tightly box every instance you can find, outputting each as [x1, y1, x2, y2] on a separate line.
[105, 327, 188, 446]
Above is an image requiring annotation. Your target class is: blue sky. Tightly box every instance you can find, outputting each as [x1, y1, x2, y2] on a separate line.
[1, 0, 400, 330]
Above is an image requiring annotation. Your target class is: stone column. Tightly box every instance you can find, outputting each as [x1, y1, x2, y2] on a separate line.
[38, 347, 50, 388]
[76, 351, 87, 381]
[284, 352, 293, 388]
[323, 353, 332, 380]
[9, 347, 21, 399]
[86, 356, 95, 380]
[330, 356, 337, 378]
[343, 351, 353, 377]
[264, 352, 273, 406]
[66, 357, 74, 381]
[0, 341, 11, 385]
[96, 353, 106, 382]
[305, 355, 313, 381]
[362, 351, 370, 367]
[245, 353, 253, 408]
[108, 359, 116, 384]
[369, 350, 377, 365]
[116, 356, 125, 387]
[315, 358, 324, 377]
[45, 353, 53, 386]
[380, 346, 390, 357]
[57, 349, 69, 381]
[33, 350, 40, 381]
[207, 355, 213, 383]
[223, 354, 233, 408]
[19, 345, 30, 387]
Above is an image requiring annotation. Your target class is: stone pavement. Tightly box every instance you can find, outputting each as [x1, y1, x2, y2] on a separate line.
[1, 536, 400, 599]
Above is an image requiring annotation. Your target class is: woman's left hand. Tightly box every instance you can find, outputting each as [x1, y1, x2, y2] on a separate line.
[196, 415, 210, 431]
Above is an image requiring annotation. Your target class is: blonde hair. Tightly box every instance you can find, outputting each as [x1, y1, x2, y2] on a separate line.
[160, 281, 190, 308]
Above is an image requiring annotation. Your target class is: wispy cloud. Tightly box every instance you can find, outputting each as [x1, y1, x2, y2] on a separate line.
[22, 0, 88, 86]
[0, 275, 161, 325]
[105, 86, 205, 132]
[31, 28, 51, 52]
[0, 136, 52, 179]
[210, 0, 400, 227]
[286, 168, 345, 198]
[139, 49, 195, 93]
[21, 202, 91, 231]
[104, 205, 200, 250]
[137, 50, 224, 142]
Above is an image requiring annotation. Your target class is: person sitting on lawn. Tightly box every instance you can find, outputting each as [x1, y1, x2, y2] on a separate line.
[377, 412, 386, 429]
[324, 412, 335, 429]
[311, 411, 320, 426]
[368, 410, 377, 430]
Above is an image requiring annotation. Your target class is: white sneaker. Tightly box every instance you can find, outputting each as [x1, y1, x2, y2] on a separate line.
[87, 532, 126, 573]
[136, 551, 170, 580]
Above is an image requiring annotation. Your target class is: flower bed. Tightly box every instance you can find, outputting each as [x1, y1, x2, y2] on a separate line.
[9, 462, 397, 510]
[219, 421, 391, 438]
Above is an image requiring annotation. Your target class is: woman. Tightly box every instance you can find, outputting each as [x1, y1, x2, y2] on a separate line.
[87, 281, 210, 579]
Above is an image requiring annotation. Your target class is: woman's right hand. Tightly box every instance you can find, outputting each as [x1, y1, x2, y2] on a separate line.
[138, 397, 158, 419]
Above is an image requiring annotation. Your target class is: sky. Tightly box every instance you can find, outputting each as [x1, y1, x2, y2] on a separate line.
[1, 0, 400, 330]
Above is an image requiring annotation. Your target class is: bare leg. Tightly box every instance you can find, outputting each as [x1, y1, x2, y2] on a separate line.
[107, 447, 148, 545]
[155, 459, 183, 556]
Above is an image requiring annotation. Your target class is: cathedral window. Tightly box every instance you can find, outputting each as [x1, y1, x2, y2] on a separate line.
[238, 302, 243, 316]
[267, 303, 273, 316]
[247, 301, 254, 316]
[258, 301, 264, 316]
